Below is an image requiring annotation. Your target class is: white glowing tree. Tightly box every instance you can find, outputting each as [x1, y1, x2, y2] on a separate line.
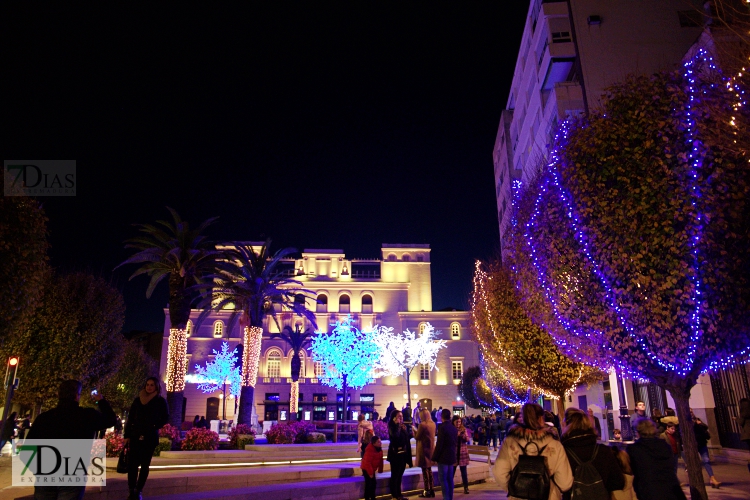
[310, 316, 381, 421]
[372, 323, 447, 407]
[192, 342, 241, 419]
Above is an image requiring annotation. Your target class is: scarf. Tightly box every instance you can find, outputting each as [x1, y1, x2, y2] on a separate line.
[139, 389, 158, 406]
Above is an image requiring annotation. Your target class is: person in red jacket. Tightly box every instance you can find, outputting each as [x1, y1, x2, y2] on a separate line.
[361, 435, 384, 500]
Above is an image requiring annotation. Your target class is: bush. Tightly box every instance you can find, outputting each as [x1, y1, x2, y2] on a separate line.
[228, 424, 257, 449]
[306, 432, 327, 443]
[153, 437, 172, 456]
[104, 432, 125, 457]
[265, 421, 317, 444]
[373, 420, 389, 440]
[181, 427, 220, 451]
[159, 423, 181, 441]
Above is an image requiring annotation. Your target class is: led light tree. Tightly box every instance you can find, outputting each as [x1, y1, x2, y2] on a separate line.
[506, 50, 749, 500]
[116, 207, 219, 426]
[196, 240, 316, 426]
[310, 317, 381, 421]
[372, 323, 446, 405]
[471, 260, 601, 414]
[192, 342, 241, 420]
[271, 324, 315, 420]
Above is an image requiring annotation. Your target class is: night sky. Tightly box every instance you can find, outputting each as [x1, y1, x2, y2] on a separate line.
[4, 3, 528, 332]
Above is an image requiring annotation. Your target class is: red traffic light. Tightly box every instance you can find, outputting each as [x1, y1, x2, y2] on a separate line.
[8, 357, 18, 366]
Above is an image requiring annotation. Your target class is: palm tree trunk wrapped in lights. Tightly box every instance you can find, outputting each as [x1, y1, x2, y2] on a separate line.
[238, 325, 263, 424]
[165, 328, 188, 393]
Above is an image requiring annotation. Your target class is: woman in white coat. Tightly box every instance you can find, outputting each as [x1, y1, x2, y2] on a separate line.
[493, 403, 573, 500]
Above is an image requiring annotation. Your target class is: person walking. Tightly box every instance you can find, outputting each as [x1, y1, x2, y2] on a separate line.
[493, 403, 573, 500]
[357, 413, 375, 458]
[414, 408, 436, 498]
[387, 410, 413, 500]
[25, 380, 117, 500]
[124, 377, 169, 500]
[560, 408, 624, 500]
[453, 415, 471, 494]
[432, 409, 458, 500]
[690, 409, 721, 488]
[412, 401, 422, 426]
[0, 411, 17, 456]
[361, 434, 384, 500]
[627, 419, 686, 500]
[660, 422, 682, 475]
[610, 447, 637, 500]
[587, 408, 602, 439]
[498, 413, 508, 443]
[489, 417, 500, 451]
[737, 397, 750, 473]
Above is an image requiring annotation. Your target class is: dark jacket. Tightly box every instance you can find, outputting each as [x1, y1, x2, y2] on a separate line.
[693, 420, 710, 449]
[27, 399, 117, 440]
[561, 430, 625, 500]
[432, 419, 458, 465]
[124, 394, 169, 445]
[489, 420, 500, 436]
[387, 421, 413, 467]
[627, 438, 686, 500]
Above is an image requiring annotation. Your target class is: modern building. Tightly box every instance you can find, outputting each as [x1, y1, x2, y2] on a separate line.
[159, 244, 478, 426]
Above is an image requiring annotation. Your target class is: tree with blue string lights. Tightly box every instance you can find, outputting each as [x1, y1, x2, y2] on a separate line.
[506, 49, 749, 500]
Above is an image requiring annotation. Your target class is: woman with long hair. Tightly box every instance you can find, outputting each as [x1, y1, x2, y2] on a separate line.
[560, 408, 624, 500]
[414, 408, 436, 498]
[493, 403, 573, 500]
[387, 410, 413, 500]
[453, 415, 471, 494]
[124, 377, 169, 500]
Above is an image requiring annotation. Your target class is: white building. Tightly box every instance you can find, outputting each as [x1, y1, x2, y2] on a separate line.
[160, 244, 478, 424]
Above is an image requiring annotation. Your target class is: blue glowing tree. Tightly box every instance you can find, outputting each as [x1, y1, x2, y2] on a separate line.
[506, 49, 749, 500]
[193, 342, 241, 419]
[310, 317, 381, 421]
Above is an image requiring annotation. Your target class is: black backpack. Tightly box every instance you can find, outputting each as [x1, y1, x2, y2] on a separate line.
[507, 441, 550, 500]
[568, 445, 609, 500]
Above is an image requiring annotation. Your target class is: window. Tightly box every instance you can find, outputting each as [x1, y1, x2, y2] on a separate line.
[313, 393, 328, 402]
[265, 393, 280, 421]
[316, 294, 328, 313]
[450, 323, 460, 340]
[185, 320, 193, 338]
[315, 361, 325, 378]
[420, 364, 430, 381]
[551, 31, 571, 43]
[266, 349, 282, 378]
[295, 294, 306, 308]
[452, 361, 463, 381]
[362, 294, 373, 314]
[213, 321, 224, 338]
[417, 254, 424, 262]
[297, 351, 306, 378]
[339, 294, 350, 313]
[402, 254, 410, 262]
[387, 254, 396, 262]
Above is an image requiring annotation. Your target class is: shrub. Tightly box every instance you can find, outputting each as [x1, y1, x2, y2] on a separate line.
[290, 421, 316, 444]
[181, 427, 220, 451]
[306, 432, 327, 443]
[265, 421, 317, 444]
[153, 437, 172, 456]
[228, 424, 257, 449]
[159, 423, 181, 441]
[104, 432, 125, 457]
[373, 420, 388, 440]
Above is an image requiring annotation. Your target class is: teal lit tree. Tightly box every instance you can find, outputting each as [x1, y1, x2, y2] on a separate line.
[192, 342, 241, 419]
[310, 317, 380, 421]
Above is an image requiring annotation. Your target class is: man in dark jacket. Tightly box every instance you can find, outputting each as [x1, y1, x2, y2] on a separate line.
[432, 409, 458, 500]
[627, 419, 686, 500]
[26, 380, 117, 500]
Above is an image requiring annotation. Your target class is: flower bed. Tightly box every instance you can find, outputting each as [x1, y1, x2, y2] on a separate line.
[105, 432, 125, 457]
[181, 427, 220, 451]
[266, 421, 316, 444]
[373, 420, 388, 440]
[228, 424, 257, 449]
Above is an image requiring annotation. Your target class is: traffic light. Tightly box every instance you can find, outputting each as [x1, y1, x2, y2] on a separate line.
[8, 357, 18, 367]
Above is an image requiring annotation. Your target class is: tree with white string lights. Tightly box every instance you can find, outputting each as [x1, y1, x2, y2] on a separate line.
[192, 342, 241, 420]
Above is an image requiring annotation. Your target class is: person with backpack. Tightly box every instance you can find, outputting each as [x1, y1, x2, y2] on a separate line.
[493, 402, 573, 500]
[560, 408, 624, 500]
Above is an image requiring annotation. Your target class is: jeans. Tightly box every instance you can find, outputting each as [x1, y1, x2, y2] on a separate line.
[127, 439, 157, 492]
[34, 486, 85, 500]
[490, 434, 498, 449]
[698, 446, 714, 477]
[438, 463, 454, 500]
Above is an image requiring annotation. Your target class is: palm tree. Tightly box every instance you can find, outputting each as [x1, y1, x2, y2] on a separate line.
[272, 324, 315, 421]
[197, 240, 316, 426]
[116, 207, 219, 427]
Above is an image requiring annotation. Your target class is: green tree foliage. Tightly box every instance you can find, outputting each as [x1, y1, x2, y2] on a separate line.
[8, 271, 126, 412]
[97, 339, 157, 415]
[0, 195, 48, 346]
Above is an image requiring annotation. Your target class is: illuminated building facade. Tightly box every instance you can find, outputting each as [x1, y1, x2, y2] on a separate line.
[160, 243, 478, 425]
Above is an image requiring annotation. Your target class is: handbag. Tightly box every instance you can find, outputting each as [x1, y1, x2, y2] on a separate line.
[116, 448, 128, 473]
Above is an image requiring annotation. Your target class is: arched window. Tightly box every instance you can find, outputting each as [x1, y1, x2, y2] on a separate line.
[402, 254, 411, 262]
[297, 351, 306, 378]
[295, 294, 306, 309]
[339, 294, 350, 313]
[417, 253, 425, 262]
[317, 294, 328, 313]
[451, 322, 461, 340]
[387, 254, 396, 262]
[213, 320, 224, 338]
[266, 349, 282, 378]
[185, 320, 193, 338]
[362, 294, 373, 314]
[315, 361, 325, 378]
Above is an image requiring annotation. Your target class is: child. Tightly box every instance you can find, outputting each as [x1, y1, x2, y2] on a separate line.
[610, 446, 637, 500]
[360, 428, 374, 457]
[613, 428, 622, 441]
[361, 435, 384, 500]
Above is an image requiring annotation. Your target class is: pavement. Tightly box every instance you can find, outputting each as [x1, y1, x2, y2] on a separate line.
[1, 445, 749, 500]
